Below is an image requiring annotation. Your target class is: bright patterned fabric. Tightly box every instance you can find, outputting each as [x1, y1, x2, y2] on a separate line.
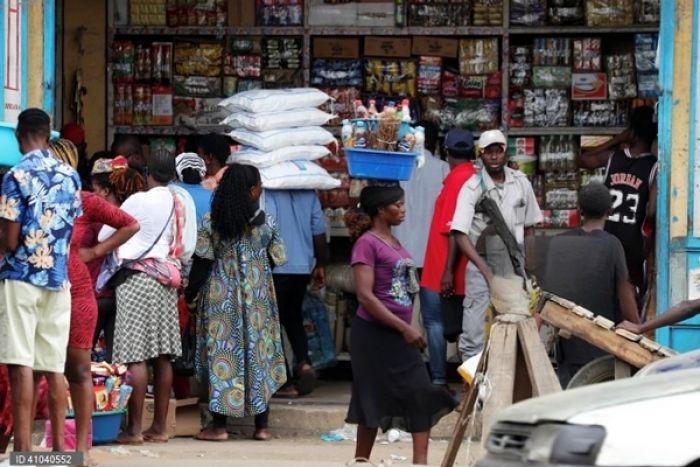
[0, 150, 82, 290]
[195, 212, 287, 418]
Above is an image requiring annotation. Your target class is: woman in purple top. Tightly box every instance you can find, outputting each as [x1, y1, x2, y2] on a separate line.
[344, 184, 456, 465]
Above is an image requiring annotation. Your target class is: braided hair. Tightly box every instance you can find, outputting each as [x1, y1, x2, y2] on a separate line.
[92, 161, 146, 205]
[49, 139, 79, 169]
[211, 164, 260, 241]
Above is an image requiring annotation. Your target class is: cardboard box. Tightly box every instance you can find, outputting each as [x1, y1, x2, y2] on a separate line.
[412, 37, 459, 58]
[572, 73, 607, 100]
[142, 398, 200, 438]
[228, 0, 255, 26]
[314, 38, 360, 59]
[364, 37, 412, 58]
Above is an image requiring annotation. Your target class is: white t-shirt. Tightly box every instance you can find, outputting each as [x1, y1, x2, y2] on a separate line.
[451, 166, 542, 245]
[99, 186, 175, 261]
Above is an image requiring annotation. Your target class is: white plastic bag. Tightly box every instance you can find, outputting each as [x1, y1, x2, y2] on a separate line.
[221, 108, 334, 132]
[218, 88, 331, 113]
[228, 126, 336, 152]
[229, 145, 330, 168]
[260, 161, 341, 190]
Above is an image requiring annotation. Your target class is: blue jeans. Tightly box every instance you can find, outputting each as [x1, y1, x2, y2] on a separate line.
[420, 288, 447, 385]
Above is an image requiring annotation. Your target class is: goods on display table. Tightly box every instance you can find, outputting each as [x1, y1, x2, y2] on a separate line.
[76, 362, 133, 414]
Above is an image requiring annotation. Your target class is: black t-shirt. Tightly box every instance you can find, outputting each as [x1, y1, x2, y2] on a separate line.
[541, 229, 629, 365]
[603, 148, 657, 289]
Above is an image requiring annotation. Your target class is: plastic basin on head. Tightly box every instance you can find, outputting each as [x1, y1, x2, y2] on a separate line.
[0, 122, 60, 168]
[345, 148, 417, 181]
[91, 409, 126, 445]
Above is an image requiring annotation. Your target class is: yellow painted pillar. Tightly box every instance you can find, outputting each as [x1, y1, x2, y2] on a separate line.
[669, 0, 693, 238]
[26, 0, 44, 108]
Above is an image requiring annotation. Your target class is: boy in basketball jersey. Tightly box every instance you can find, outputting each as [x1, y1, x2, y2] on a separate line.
[579, 106, 658, 296]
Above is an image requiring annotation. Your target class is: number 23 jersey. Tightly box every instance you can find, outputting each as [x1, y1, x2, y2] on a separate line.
[603, 148, 657, 288]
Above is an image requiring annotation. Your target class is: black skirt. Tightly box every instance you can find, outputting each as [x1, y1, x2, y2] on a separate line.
[345, 317, 457, 433]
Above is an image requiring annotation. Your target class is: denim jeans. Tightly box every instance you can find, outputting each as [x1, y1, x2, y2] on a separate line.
[419, 287, 447, 385]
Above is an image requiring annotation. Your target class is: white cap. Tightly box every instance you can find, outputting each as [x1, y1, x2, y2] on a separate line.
[478, 130, 507, 151]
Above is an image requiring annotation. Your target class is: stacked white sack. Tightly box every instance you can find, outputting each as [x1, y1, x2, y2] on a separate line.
[218, 88, 340, 190]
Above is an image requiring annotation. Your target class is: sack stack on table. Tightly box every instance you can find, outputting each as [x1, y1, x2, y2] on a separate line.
[219, 88, 341, 190]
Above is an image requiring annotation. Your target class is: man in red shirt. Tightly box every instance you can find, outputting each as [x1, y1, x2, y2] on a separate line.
[419, 129, 476, 390]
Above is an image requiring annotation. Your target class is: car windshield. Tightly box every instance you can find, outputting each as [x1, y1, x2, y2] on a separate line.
[636, 349, 700, 377]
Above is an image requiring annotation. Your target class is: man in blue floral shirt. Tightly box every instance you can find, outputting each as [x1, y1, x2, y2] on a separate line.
[0, 108, 82, 453]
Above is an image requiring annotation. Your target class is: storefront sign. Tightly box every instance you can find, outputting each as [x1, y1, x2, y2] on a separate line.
[3, 0, 23, 123]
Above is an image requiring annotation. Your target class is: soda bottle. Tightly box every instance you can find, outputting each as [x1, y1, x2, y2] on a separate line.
[354, 121, 368, 149]
[341, 119, 353, 148]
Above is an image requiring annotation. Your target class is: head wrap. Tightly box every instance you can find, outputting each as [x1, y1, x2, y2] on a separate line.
[91, 155, 128, 175]
[358, 184, 404, 216]
[175, 152, 207, 182]
[60, 123, 86, 146]
[49, 139, 79, 170]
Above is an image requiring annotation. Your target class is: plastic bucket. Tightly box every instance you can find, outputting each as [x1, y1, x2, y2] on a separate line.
[91, 410, 126, 445]
[345, 148, 416, 181]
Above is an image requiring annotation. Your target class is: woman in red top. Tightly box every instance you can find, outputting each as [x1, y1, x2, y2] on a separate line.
[50, 140, 140, 465]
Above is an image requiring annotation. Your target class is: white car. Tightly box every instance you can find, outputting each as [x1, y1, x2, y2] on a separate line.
[478, 355, 700, 467]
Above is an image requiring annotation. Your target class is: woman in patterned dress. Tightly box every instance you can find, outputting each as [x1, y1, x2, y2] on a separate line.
[185, 164, 287, 442]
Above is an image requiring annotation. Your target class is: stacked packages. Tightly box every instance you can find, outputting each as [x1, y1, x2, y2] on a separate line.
[220, 88, 341, 190]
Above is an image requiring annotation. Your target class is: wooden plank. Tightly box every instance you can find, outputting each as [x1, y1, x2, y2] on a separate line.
[614, 358, 632, 379]
[517, 319, 562, 397]
[441, 351, 487, 467]
[540, 301, 659, 368]
[481, 323, 518, 439]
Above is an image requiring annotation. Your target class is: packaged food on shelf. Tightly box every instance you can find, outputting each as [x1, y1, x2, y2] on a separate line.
[149, 137, 176, 158]
[441, 70, 460, 98]
[524, 88, 570, 127]
[585, 0, 633, 26]
[364, 60, 417, 97]
[459, 38, 499, 76]
[408, 1, 471, 27]
[508, 90, 525, 127]
[263, 38, 302, 70]
[532, 67, 572, 89]
[133, 84, 152, 125]
[174, 75, 222, 97]
[459, 76, 486, 99]
[548, 0, 584, 25]
[508, 137, 537, 157]
[151, 42, 173, 82]
[637, 73, 659, 99]
[311, 60, 363, 88]
[605, 54, 637, 100]
[90, 362, 132, 412]
[545, 209, 580, 228]
[417, 57, 442, 96]
[539, 135, 578, 171]
[546, 187, 579, 210]
[169, 0, 226, 27]
[580, 167, 606, 185]
[533, 38, 571, 67]
[262, 69, 303, 88]
[580, 135, 613, 149]
[510, 0, 546, 26]
[224, 55, 262, 78]
[174, 42, 223, 77]
[454, 99, 500, 131]
[231, 145, 331, 168]
[130, 0, 167, 26]
[134, 44, 152, 82]
[510, 46, 532, 89]
[634, 33, 659, 73]
[151, 85, 174, 125]
[219, 88, 331, 113]
[221, 108, 334, 132]
[223, 77, 238, 97]
[357, 2, 395, 27]
[573, 38, 602, 72]
[472, 0, 503, 27]
[636, 0, 660, 23]
[113, 84, 134, 126]
[319, 87, 361, 125]
[573, 100, 629, 126]
[237, 79, 263, 93]
[256, 0, 303, 26]
[571, 73, 607, 100]
[112, 41, 135, 83]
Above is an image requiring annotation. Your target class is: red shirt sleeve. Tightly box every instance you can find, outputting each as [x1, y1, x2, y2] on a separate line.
[82, 192, 137, 229]
[437, 165, 476, 235]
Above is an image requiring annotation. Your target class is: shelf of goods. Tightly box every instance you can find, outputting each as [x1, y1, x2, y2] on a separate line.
[108, 0, 659, 236]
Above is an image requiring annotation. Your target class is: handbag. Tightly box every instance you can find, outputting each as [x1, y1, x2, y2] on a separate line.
[95, 202, 175, 293]
[173, 312, 196, 377]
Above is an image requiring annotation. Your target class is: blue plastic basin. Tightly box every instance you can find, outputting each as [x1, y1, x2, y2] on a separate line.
[91, 409, 126, 445]
[345, 148, 417, 181]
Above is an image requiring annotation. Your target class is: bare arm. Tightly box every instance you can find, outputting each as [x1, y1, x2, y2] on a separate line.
[0, 220, 21, 254]
[453, 231, 493, 285]
[617, 279, 641, 324]
[440, 233, 459, 295]
[618, 298, 700, 334]
[312, 233, 328, 288]
[354, 264, 425, 348]
[80, 222, 140, 263]
[578, 129, 632, 169]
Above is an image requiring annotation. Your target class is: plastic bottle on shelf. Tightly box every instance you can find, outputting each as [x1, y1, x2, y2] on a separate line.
[368, 99, 379, 118]
[354, 99, 368, 119]
[354, 120, 368, 149]
[341, 119, 353, 148]
[401, 99, 412, 123]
